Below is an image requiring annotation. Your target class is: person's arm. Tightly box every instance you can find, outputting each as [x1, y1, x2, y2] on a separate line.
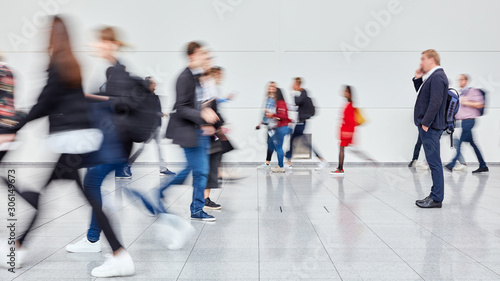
[84, 93, 110, 101]
[412, 68, 424, 92]
[421, 77, 446, 129]
[461, 88, 485, 109]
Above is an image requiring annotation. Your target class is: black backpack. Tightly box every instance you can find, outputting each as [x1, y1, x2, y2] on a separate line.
[478, 89, 487, 116]
[445, 88, 460, 147]
[303, 96, 316, 119]
[106, 63, 160, 143]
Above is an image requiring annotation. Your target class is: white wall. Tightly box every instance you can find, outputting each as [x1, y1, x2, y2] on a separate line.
[1, 0, 500, 164]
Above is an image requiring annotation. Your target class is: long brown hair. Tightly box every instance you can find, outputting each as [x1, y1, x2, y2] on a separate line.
[48, 16, 82, 88]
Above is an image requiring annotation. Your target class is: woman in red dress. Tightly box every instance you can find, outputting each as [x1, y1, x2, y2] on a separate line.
[332, 85, 355, 175]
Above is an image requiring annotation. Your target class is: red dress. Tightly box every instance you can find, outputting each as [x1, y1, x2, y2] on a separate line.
[340, 102, 355, 147]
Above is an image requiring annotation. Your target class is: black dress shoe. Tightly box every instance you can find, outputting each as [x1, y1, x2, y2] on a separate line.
[415, 196, 430, 204]
[415, 197, 442, 208]
[472, 167, 489, 174]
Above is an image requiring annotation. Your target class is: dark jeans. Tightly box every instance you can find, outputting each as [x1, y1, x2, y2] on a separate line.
[448, 119, 486, 168]
[266, 133, 274, 162]
[419, 126, 444, 202]
[207, 151, 223, 189]
[412, 133, 422, 161]
[133, 131, 210, 215]
[86, 162, 126, 243]
[285, 122, 321, 160]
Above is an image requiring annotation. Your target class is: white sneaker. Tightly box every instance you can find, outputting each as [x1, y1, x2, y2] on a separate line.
[257, 163, 270, 169]
[315, 161, 328, 170]
[91, 250, 135, 277]
[271, 167, 285, 173]
[285, 164, 292, 169]
[453, 163, 468, 171]
[66, 238, 101, 253]
[157, 214, 196, 250]
[415, 161, 429, 170]
[0, 243, 25, 269]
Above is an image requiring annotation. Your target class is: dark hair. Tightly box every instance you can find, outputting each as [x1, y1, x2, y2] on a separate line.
[99, 26, 124, 47]
[295, 77, 302, 86]
[187, 41, 202, 56]
[275, 88, 285, 102]
[49, 16, 82, 88]
[344, 85, 353, 103]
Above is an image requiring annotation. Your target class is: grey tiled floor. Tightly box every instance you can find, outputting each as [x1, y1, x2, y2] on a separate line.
[0, 164, 499, 280]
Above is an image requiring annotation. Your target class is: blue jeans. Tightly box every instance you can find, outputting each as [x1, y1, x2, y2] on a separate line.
[419, 126, 444, 202]
[449, 119, 486, 168]
[270, 126, 290, 167]
[134, 130, 210, 215]
[85, 162, 126, 242]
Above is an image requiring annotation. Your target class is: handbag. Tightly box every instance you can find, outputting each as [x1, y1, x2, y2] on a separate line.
[353, 108, 366, 126]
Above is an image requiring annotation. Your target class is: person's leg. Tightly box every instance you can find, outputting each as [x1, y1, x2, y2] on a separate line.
[412, 134, 422, 161]
[338, 146, 345, 171]
[205, 151, 220, 197]
[17, 153, 80, 246]
[188, 135, 210, 216]
[286, 123, 305, 164]
[153, 127, 168, 171]
[266, 133, 274, 164]
[273, 127, 287, 168]
[84, 163, 122, 242]
[420, 127, 444, 202]
[465, 119, 487, 168]
[447, 131, 465, 169]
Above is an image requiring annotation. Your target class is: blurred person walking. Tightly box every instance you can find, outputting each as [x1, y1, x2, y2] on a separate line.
[265, 88, 291, 173]
[445, 74, 488, 174]
[331, 86, 356, 176]
[0, 17, 135, 277]
[126, 76, 176, 176]
[285, 77, 327, 170]
[256, 82, 278, 169]
[413, 49, 448, 209]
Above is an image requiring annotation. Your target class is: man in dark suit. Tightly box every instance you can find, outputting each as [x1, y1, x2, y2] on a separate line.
[165, 41, 219, 221]
[413, 49, 448, 208]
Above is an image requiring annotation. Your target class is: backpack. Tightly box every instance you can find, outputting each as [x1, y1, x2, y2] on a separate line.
[478, 89, 487, 116]
[106, 63, 160, 143]
[304, 96, 316, 119]
[445, 88, 460, 147]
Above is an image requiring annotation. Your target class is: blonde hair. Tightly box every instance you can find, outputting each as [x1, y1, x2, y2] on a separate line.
[422, 49, 440, 66]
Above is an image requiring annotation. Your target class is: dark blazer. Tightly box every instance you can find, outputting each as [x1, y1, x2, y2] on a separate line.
[23, 64, 90, 133]
[166, 67, 206, 148]
[413, 68, 449, 130]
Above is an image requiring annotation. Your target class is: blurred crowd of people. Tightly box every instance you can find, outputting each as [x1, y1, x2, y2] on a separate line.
[0, 14, 492, 278]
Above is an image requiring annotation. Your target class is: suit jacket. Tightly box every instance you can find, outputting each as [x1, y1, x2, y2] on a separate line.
[413, 68, 449, 130]
[166, 67, 206, 148]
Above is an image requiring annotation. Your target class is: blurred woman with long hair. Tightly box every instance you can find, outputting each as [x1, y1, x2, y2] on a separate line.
[4, 16, 135, 277]
[265, 87, 291, 173]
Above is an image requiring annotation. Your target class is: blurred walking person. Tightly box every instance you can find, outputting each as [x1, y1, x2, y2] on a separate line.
[331, 86, 356, 176]
[126, 76, 176, 176]
[445, 74, 488, 174]
[265, 88, 291, 173]
[286, 77, 327, 170]
[256, 82, 278, 168]
[1, 17, 135, 277]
